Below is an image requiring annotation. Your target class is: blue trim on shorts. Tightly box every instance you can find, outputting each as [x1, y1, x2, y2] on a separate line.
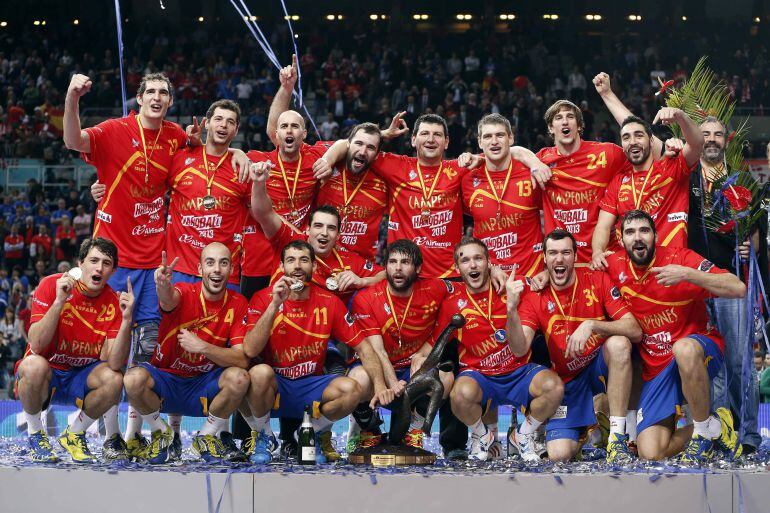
[637, 334, 724, 434]
[139, 362, 224, 417]
[272, 374, 337, 419]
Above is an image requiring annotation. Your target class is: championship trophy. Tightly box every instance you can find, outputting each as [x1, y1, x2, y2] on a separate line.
[348, 314, 466, 466]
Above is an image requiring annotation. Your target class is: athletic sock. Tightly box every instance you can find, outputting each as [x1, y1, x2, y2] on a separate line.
[168, 414, 182, 434]
[242, 413, 271, 433]
[469, 418, 487, 437]
[518, 415, 543, 436]
[311, 414, 333, 433]
[125, 406, 143, 440]
[26, 411, 43, 435]
[485, 422, 499, 440]
[103, 405, 120, 438]
[144, 410, 166, 433]
[626, 410, 638, 442]
[609, 416, 626, 436]
[693, 415, 721, 439]
[69, 410, 96, 433]
[200, 413, 228, 436]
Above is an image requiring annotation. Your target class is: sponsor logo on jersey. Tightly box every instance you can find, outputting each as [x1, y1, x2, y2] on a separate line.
[132, 224, 165, 236]
[134, 197, 164, 218]
[667, 212, 688, 222]
[457, 299, 467, 309]
[185, 157, 195, 166]
[412, 236, 451, 248]
[698, 259, 715, 272]
[618, 271, 627, 284]
[96, 210, 112, 223]
[275, 361, 317, 379]
[181, 214, 223, 230]
[388, 221, 400, 231]
[553, 208, 588, 225]
[552, 405, 568, 419]
[411, 210, 453, 229]
[482, 232, 518, 251]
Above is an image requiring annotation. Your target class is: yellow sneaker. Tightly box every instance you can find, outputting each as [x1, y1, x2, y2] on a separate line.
[404, 428, 425, 449]
[606, 433, 633, 464]
[713, 407, 742, 460]
[316, 430, 341, 463]
[126, 433, 149, 461]
[144, 422, 174, 465]
[58, 428, 97, 464]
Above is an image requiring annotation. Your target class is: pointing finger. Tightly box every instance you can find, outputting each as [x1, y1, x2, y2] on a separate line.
[126, 276, 133, 294]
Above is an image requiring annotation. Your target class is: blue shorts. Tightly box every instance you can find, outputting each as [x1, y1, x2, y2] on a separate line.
[272, 374, 338, 419]
[42, 361, 102, 410]
[109, 267, 159, 325]
[459, 364, 546, 415]
[637, 335, 723, 434]
[546, 350, 608, 442]
[172, 271, 241, 293]
[140, 362, 224, 417]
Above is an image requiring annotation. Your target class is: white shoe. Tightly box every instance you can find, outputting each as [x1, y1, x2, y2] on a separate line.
[513, 430, 541, 462]
[469, 427, 496, 461]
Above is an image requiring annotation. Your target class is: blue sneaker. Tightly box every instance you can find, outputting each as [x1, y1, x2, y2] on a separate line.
[28, 431, 59, 463]
[245, 430, 273, 464]
[678, 434, 714, 464]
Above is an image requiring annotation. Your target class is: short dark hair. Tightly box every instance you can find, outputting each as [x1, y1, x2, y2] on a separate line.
[348, 122, 383, 153]
[413, 113, 448, 138]
[543, 229, 577, 253]
[477, 113, 513, 138]
[621, 115, 652, 137]
[79, 237, 119, 267]
[281, 240, 315, 263]
[309, 205, 341, 230]
[620, 209, 656, 235]
[453, 236, 489, 264]
[383, 239, 423, 269]
[206, 99, 241, 126]
[137, 72, 174, 99]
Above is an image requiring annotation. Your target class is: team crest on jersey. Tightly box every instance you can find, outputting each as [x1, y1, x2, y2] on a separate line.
[364, 260, 374, 271]
[699, 259, 715, 272]
[622, 175, 630, 183]
[409, 170, 417, 180]
[384, 303, 391, 315]
[332, 167, 340, 177]
[618, 271, 627, 284]
[185, 157, 195, 166]
[473, 177, 481, 188]
[345, 312, 355, 326]
[547, 300, 555, 313]
[610, 286, 621, 300]
[457, 299, 467, 309]
[132, 138, 139, 148]
[278, 304, 284, 312]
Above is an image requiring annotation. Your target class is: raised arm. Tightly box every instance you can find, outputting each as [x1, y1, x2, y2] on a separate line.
[652, 107, 704, 168]
[249, 161, 283, 239]
[28, 275, 75, 354]
[154, 251, 182, 312]
[63, 74, 93, 153]
[267, 55, 298, 147]
[243, 278, 290, 358]
[505, 272, 537, 357]
[651, 264, 747, 299]
[104, 277, 135, 371]
[591, 210, 618, 271]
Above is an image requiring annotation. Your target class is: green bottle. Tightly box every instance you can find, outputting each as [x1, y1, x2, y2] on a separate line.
[298, 405, 316, 465]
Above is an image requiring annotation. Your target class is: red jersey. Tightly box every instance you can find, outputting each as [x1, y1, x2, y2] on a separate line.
[4, 234, 24, 259]
[246, 285, 364, 379]
[518, 268, 630, 382]
[352, 278, 451, 369]
[462, 162, 543, 276]
[537, 141, 630, 263]
[83, 112, 187, 269]
[151, 282, 248, 377]
[434, 283, 529, 376]
[269, 223, 381, 304]
[28, 274, 121, 371]
[165, 146, 251, 282]
[599, 154, 692, 249]
[371, 153, 466, 279]
[30, 234, 52, 259]
[315, 166, 388, 259]
[242, 142, 331, 277]
[605, 245, 725, 380]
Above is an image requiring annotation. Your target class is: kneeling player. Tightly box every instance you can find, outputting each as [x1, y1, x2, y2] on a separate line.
[123, 242, 250, 464]
[441, 237, 564, 461]
[606, 210, 745, 462]
[242, 240, 392, 464]
[16, 238, 133, 463]
[508, 229, 641, 462]
[348, 240, 455, 450]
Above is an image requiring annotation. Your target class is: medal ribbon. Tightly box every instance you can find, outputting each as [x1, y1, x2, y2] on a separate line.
[482, 159, 514, 215]
[630, 163, 655, 210]
[136, 115, 163, 184]
[315, 248, 346, 275]
[201, 148, 229, 197]
[549, 275, 579, 344]
[341, 167, 369, 218]
[415, 161, 443, 211]
[466, 286, 497, 334]
[276, 152, 303, 212]
[385, 285, 415, 347]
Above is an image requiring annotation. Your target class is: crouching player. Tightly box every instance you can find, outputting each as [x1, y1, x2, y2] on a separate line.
[17, 238, 133, 463]
[241, 240, 392, 464]
[123, 242, 250, 464]
[507, 229, 641, 462]
[441, 237, 564, 461]
[606, 210, 745, 462]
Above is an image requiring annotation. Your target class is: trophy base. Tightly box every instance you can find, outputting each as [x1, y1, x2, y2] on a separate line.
[348, 445, 437, 466]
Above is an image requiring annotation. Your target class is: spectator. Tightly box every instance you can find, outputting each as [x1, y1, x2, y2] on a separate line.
[54, 216, 77, 263]
[30, 224, 53, 268]
[50, 197, 72, 226]
[0, 308, 22, 389]
[72, 204, 92, 248]
[4, 224, 25, 270]
[319, 112, 339, 141]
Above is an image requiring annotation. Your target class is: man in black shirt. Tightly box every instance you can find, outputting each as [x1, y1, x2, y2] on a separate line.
[688, 116, 769, 453]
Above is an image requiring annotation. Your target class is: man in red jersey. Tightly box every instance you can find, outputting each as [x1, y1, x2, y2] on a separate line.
[165, 99, 251, 291]
[461, 114, 543, 276]
[249, 162, 384, 305]
[15, 238, 134, 463]
[348, 240, 455, 450]
[507, 229, 641, 462]
[315, 122, 389, 259]
[535, 100, 631, 264]
[241, 239, 392, 464]
[438, 237, 564, 461]
[123, 242, 250, 464]
[592, 111, 703, 268]
[605, 210, 744, 463]
[320, 113, 547, 281]
[241, 56, 333, 299]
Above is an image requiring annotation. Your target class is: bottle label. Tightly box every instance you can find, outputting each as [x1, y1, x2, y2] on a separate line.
[301, 446, 316, 461]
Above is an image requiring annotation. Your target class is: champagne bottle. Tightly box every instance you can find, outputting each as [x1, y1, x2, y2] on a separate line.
[298, 405, 316, 465]
[507, 413, 518, 457]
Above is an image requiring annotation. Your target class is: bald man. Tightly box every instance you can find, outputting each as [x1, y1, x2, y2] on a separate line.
[123, 243, 251, 464]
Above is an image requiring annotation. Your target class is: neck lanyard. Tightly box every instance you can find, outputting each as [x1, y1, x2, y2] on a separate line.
[315, 249, 345, 290]
[549, 275, 579, 338]
[341, 167, 368, 218]
[482, 159, 514, 220]
[385, 285, 415, 347]
[277, 152, 303, 217]
[136, 115, 163, 184]
[201, 147, 229, 204]
[466, 285, 495, 332]
[199, 289, 228, 319]
[630, 163, 655, 209]
[415, 161, 443, 219]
